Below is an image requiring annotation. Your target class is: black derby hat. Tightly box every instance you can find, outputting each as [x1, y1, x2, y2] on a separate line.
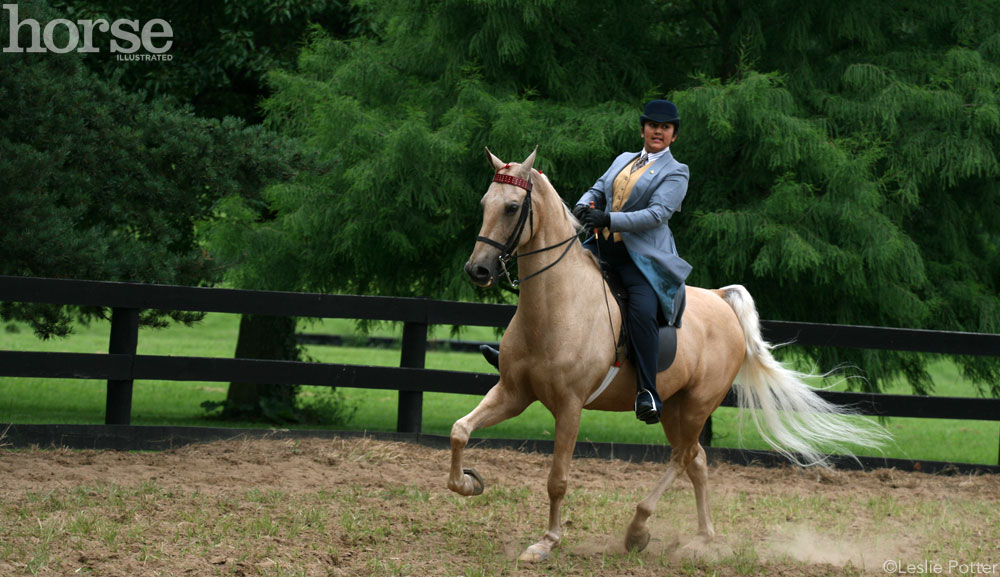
[640, 99, 680, 130]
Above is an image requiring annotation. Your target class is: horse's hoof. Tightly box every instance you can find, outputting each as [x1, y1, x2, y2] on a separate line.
[518, 544, 549, 562]
[625, 527, 651, 552]
[695, 529, 715, 542]
[463, 467, 484, 496]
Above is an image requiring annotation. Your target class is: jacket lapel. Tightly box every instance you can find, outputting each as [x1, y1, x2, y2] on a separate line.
[621, 150, 673, 212]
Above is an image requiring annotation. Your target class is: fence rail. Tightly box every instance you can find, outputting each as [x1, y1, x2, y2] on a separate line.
[2, 275, 998, 469]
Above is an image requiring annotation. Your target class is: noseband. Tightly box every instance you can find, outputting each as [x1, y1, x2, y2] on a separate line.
[476, 166, 578, 288]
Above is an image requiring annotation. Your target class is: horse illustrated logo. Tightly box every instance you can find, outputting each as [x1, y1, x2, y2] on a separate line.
[2, 3, 172, 60]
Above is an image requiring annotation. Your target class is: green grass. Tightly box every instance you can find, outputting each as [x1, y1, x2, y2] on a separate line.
[1, 313, 998, 465]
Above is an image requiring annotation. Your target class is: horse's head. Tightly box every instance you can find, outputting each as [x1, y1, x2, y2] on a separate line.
[465, 147, 538, 287]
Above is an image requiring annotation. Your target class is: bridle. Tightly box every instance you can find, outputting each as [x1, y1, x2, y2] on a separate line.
[476, 166, 579, 288]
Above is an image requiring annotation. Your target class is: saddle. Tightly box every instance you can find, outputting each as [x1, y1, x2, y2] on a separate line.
[602, 268, 685, 373]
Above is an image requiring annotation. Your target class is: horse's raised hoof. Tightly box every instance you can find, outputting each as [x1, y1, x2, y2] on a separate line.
[625, 527, 651, 552]
[463, 467, 485, 496]
[517, 544, 549, 562]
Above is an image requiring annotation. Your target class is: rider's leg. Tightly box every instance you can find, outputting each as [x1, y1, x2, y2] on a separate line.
[617, 261, 661, 423]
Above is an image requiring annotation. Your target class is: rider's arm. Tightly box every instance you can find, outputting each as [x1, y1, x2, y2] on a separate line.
[609, 167, 688, 233]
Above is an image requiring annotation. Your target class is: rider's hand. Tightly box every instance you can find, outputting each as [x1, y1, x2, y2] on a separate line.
[572, 204, 589, 222]
[583, 209, 611, 231]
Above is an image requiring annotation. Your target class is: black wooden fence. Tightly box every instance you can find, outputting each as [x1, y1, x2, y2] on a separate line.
[2, 275, 999, 469]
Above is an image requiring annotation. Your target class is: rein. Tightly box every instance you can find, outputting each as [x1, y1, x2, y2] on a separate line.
[476, 167, 578, 288]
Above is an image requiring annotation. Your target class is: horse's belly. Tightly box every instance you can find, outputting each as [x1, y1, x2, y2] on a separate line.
[582, 363, 638, 411]
[582, 352, 694, 412]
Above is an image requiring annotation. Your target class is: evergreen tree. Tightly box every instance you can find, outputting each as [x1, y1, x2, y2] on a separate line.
[673, 0, 1000, 394]
[2, 0, 352, 423]
[207, 0, 999, 396]
[39, 0, 371, 418]
[0, 0, 312, 337]
[49, 0, 361, 122]
[206, 0, 684, 302]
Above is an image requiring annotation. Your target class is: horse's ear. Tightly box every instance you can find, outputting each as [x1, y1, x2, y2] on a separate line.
[518, 146, 538, 179]
[485, 147, 506, 172]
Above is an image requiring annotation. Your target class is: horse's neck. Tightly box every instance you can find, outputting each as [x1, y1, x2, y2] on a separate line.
[514, 197, 606, 327]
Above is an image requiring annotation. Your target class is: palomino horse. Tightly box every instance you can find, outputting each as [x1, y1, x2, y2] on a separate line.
[449, 148, 887, 562]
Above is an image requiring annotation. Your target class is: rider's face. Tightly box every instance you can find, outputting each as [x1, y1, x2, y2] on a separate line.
[641, 121, 677, 154]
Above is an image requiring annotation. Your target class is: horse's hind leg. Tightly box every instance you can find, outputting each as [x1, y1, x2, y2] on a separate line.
[686, 443, 715, 538]
[625, 395, 712, 551]
[624, 453, 685, 552]
[448, 380, 532, 496]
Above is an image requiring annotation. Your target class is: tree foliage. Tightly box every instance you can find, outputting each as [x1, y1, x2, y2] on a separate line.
[38, 0, 357, 417]
[49, 0, 360, 122]
[174, 0, 1000, 397]
[0, 0, 314, 337]
[205, 1, 687, 303]
[673, 1, 1000, 394]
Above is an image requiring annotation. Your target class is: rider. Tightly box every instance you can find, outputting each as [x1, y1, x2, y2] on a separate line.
[481, 99, 691, 424]
[574, 99, 692, 424]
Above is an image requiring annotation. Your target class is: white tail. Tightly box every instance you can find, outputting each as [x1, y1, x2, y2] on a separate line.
[721, 285, 890, 467]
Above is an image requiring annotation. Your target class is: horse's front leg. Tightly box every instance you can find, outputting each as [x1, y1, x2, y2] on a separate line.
[519, 403, 582, 562]
[448, 379, 532, 496]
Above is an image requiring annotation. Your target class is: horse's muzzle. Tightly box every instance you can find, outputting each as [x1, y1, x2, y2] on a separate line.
[465, 260, 495, 287]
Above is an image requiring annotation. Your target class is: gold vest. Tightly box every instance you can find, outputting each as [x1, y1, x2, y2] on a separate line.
[604, 156, 654, 241]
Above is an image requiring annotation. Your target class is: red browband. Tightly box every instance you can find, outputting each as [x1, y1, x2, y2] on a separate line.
[492, 172, 533, 192]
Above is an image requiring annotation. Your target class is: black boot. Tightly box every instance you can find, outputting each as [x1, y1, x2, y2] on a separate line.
[634, 388, 661, 424]
[479, 345, 500, 370]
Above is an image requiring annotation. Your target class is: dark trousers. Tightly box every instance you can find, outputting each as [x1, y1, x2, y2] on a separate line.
[586, 238, 661, 403]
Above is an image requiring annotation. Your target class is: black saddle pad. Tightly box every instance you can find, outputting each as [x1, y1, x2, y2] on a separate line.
[603, 269, 682, 373]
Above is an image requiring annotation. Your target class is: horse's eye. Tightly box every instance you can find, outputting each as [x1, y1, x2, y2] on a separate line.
[505, 203, 520, 216]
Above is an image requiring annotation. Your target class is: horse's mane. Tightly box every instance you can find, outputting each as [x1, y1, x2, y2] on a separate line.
[529, 168, 579, 226]
[530, 168, 602, 272]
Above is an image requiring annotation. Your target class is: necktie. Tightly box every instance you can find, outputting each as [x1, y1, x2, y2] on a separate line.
[631, 153, 649, 174]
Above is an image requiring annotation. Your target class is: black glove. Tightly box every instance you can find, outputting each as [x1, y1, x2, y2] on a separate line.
[572, 204, 589, 221]
[582, 208, 611, 231]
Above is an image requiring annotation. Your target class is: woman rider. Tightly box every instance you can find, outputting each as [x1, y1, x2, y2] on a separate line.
[574, 99, 691, 424]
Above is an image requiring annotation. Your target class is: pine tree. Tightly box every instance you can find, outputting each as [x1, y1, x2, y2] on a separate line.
[671, 0, 1000, 394]
[0, 0, 312, 336]
[208, 0, 687, 302]
[48, 0, 358, 122]
[43, 0, 367, 418]
[2, 0, 347, 422]
[208, 0, 1000, 396]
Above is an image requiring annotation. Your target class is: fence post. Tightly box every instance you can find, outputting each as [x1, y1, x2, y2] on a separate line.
[397, 321, 427, 433]
[105, 307, 139, 425]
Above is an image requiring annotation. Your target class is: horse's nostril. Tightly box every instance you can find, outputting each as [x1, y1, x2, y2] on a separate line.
[473, 266, 491, 281]
[465, 262, 492, 285]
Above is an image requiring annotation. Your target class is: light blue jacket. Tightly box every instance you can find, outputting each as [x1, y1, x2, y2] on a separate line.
[576, 150, 692, 324]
